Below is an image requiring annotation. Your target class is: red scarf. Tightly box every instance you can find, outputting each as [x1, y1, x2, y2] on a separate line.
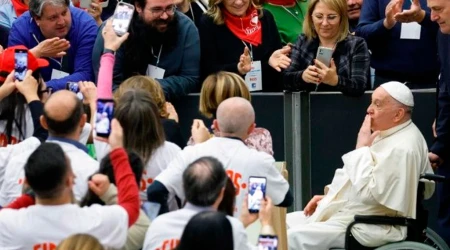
[223, 7, 262, 46]
[11, 0, 28, 18]
[265, 0, 296, 6]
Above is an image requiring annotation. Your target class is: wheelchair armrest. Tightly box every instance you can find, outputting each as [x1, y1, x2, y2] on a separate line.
[420, 173, 447, 182]
[345, 215, 416, 250]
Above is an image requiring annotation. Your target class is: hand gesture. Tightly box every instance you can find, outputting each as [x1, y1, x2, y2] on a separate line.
[191, 119, 210, 144]
[0, 71, 17, 97]
[31, 37, 70, 58]
[15, 70, 39, 102]
[79, 81, 97, 105]
[88, 174, 111, 197]
[88, 0, 103, 25]
[240, 194, 259, 228]
[314, 59, 338, 86]
[103, 19, 129, 52]
[384, 0, 403, 29]
[237, 47, 252, 75]
[429, 152, 443, 169]
[269, 45, 292, 72]
[259, 196, 273, 226]
[166, 102, 179, 123]
[301, 65, 321, 84]
[356, 115, 380, 149]
[304, 195, 324, 216]
[394, 0, 425, 23]
[109, 119, 124, 150]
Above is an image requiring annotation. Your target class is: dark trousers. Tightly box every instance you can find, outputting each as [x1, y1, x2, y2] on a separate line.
[436, 165, 450, 246]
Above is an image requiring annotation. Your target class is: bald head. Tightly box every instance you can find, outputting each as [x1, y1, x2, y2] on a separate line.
[216, 97, 255, 138]
[42, 90, 85, 137]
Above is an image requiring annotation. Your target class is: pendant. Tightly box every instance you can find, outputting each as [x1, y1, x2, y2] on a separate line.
[294, 10, 299, 15]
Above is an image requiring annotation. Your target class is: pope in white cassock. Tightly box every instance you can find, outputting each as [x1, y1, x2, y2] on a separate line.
[287, 82, 435, 249]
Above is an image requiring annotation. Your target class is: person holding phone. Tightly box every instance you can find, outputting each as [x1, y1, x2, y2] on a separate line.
[282, 0, 370, 96]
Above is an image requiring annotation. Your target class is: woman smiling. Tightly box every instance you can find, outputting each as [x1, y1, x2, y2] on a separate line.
[283, 0, 370, 96]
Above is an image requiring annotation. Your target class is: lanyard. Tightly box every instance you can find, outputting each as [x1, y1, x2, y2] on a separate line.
[151, 44, 163, 67]
[189, 3, 195, 22]
[32, 33, 64, 68]
[241, 41, 253, 62]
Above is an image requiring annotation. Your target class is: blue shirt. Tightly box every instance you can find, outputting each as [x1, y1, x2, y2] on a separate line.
[355, 0, 439, 75]
[8, 6, 98, 91]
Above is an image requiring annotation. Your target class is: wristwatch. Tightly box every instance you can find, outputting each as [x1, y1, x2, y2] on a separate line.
[103, 48, 116, 55]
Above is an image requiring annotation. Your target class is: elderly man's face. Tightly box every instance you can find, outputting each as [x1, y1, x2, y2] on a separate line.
[35, 4, 72, 39]
[367, 87, 401, 131]
[347, 0, 363, 20]
[428, 0, 450, 34]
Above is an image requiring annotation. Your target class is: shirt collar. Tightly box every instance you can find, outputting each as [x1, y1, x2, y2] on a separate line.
[183, 202, 216, 212]
[46, 136, 88, 153]
[373, 120, 412, 144]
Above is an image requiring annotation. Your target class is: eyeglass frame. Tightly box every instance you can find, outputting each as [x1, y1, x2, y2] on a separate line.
[311, 13, 340, 23]
[146, 5, 177, 16]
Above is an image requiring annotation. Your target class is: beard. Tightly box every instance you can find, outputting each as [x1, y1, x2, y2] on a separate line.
[122, 12, 179, 78]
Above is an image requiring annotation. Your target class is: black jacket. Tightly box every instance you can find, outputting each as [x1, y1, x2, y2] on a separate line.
[198, 9, 283, 92]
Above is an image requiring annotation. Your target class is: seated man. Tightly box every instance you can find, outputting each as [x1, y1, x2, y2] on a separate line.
[143, 156, 264, 250]
[147, 97, 292, 216]
[8, 0, 97, 91]
[287, 81, 434, 249]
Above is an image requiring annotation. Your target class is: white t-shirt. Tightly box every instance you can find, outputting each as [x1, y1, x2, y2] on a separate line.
[0, 107, 33, 146]
[95, 140, 181, 207]
[0, 204, 128, 249]
[0, 140, 99, 206]
[143, 203, 257, 250]
[155, 137, 290, 217]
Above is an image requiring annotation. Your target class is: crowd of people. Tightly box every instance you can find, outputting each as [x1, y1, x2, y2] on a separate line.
[0, 0, 450, 247]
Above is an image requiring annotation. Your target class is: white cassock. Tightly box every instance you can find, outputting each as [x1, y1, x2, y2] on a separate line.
[287, 120, 435, 250]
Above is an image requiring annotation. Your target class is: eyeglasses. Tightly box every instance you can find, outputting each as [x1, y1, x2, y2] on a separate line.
[147, 5, 176, 16]
[312, 14, 340, 23]
[39, 87, 53, 95]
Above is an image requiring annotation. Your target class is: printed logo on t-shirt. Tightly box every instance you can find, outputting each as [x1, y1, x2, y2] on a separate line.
[33, 242, 57, 250]
[140, 170, 154, 191]
[0, 133, 19, 147]
[226, 170, 246, 196]
[156, 238, 180, 250]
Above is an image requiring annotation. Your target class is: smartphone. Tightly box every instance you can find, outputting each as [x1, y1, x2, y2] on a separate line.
[112, 2, 135, 36]
[95, 99, 115, 138]
[99, 0, 109, 7]
[14, 49, 28, 81]
[66, 82, 84, 100]
[258, 235, 278, 250]
[316, 46, 334, 67]
[248, 176, 267, 213]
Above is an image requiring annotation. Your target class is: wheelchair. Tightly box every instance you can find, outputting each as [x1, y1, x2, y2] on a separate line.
[335, 173, 449, 250]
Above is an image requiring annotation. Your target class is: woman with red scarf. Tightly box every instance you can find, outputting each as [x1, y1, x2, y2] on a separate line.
[198, 0, 291, 92]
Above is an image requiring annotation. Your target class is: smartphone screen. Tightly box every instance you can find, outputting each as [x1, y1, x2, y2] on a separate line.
[258, 235, 278, 250]
[112, 2, 135, 36]
[14, 49, 28, 81]
[316, 46, 334, 67]
[66, 82, 83, 100]
[95, 99, 115, 138]
[248, 176, 267, 213]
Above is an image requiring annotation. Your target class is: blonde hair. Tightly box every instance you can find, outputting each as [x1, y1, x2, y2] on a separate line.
[199, 71, 251, 118]
[56, 234, 104, 250]
[206, 0, 263, 25]
[303, 0, 349, 42]
[114, 75, 169, 118]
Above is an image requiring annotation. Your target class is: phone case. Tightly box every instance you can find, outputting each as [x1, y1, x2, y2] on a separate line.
[316, 46, 334, 67]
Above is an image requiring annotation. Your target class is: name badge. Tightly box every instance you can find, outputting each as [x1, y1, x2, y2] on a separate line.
[244, 61, 262, 92]
[51, 69, 69, 80]
[146, 64, 165, 79]
[400, 22, 421, 40]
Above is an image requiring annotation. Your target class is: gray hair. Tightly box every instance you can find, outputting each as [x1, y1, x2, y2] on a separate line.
[29, 0, 70, 17]
[216, 97, 255, 137]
